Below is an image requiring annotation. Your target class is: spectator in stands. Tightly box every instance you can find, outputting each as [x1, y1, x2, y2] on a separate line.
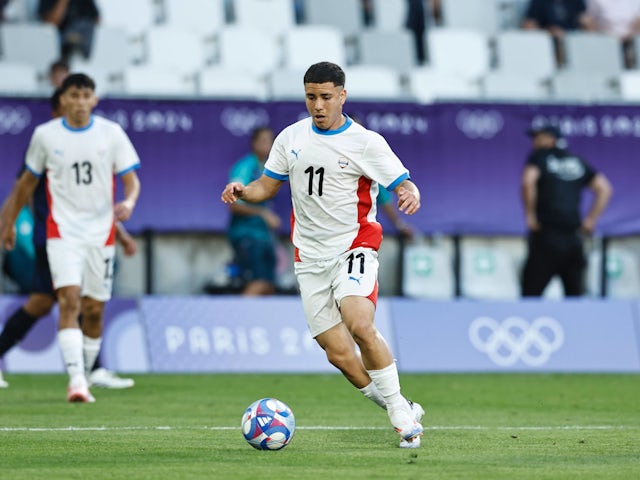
[48, 58, 70, 90]
[406, 0, 429, 64]
[0, 0, 8, 21]
[521, 0, 589, 65]
[582, 0, 640, 68]
[226, 126, 281, 296]
[520, 124, 612, 297]
[38, 0, 100, 60]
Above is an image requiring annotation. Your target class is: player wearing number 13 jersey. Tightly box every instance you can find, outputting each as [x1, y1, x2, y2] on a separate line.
[222, 62, 424, 448]
[1, 73, 141, 403]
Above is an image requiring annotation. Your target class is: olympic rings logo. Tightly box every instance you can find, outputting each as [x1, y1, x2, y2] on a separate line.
[468, 316, 564, 367]
[0, 106, 32, 135]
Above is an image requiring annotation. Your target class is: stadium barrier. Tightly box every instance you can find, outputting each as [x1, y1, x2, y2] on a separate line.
[1, 295, 638, 374]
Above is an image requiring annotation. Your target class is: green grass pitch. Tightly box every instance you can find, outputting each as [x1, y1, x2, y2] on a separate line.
[1, 373, 638, 479]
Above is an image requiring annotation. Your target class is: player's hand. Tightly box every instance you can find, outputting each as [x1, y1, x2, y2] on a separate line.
[115, 199, 135, 221]
[526, 213, 540, 232]
[262, 209, 281, 230]
[119, 233, 138, 256]
[396, 186, 420, 215]
[0, 224, 17, 251]
[221, 182, 245, 204]
[582, 217, 596, 234]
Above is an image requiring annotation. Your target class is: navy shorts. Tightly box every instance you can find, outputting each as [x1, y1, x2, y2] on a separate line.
[231, 237, 276, 284]
[32, 245, 54, 295]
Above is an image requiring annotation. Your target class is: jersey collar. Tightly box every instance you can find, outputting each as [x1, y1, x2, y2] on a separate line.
[312, 114, 352, 135]
[62, 115, 95, 132]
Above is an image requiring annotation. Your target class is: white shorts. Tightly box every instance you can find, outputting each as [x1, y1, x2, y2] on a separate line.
[46, 239, 115, 301]
[295, 247, 379, 338]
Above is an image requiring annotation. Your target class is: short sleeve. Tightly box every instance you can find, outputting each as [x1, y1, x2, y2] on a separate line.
[263, 130, 289, 180]
[112, 124, 141, 175]
[24, 127, 46, 177]
[360, 131, 409, 190]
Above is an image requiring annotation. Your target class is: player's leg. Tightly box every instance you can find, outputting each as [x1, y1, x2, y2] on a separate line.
[522, 231, 556, 296]
[0, 245, 57, 387]
[48, 239, 94, 402]
[559, 234, 587, 297]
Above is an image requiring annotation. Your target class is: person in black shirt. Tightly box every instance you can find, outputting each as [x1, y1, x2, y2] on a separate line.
[38, 0, 100, 60]
[521, 0, 589, 65]
[521, 124, 612, 297]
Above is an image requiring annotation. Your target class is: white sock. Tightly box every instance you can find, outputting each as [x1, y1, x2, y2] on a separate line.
[58, 328, 86, 387]
[367, 363, 406, 411]
[359, 382, 386, 409]
[83, 335, 102, 377]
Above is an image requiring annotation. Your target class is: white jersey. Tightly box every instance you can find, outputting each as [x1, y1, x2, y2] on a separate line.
[264, 115, 409, 261]
[25, 115, 140, 246]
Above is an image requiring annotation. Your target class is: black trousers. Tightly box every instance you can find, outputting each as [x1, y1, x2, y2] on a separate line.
[522, 229, 586, 297]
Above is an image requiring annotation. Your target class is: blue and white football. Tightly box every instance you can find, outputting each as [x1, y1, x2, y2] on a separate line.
[241, 398, 295, 450]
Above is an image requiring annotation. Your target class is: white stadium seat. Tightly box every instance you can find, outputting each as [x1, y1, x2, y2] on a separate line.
[283, 26, 346, 71]
[427, 28, 491, 80]
[233, 0, 296, 37]
[0, 23, 59, 75]
[343, 65, 403, 100]
[0, 62, 39, 95]
[164, 0, 226, 39]
[145, 26, 207, 75]
[199, 67, 267, 100]
[217, 27, 281, 77]
[123, 66, 196, 96]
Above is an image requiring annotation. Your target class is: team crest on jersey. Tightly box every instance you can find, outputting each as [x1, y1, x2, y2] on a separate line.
[338, 157, 349, 168]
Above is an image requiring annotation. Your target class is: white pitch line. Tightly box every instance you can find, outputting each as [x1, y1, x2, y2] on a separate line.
[0, 425, 635, 433]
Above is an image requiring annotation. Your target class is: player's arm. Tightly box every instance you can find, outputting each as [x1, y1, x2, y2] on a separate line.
[582, 173, 613, 234]
[114, 170, 140, 222]
[115, 221, 137, 256]
[393, 179, 421, 215]
[221, 174, 283, 205]
[521, 164, 540, 231]
[0, 170, 39, 250]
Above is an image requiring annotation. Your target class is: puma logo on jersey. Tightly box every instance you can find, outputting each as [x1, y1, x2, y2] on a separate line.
[348, 275, 362, 284]
[290, 148, 301, 160]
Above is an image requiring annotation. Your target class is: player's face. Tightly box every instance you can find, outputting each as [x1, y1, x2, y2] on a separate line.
[304, 82, 347, 131]
[61, 86, 98, 128]
[253, 129, 274, 161]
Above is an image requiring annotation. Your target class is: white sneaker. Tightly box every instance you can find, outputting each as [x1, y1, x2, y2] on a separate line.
[399, 400, 425, 448]
[0, 370, 8, 388]
[389, 402, 423, 449]
[89, 368, 135, 389]
[408, 399, 425, 423]
[67, 384, 96, 403]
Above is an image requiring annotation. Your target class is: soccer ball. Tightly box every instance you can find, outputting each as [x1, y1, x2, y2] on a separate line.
[241, 398, 295, 450]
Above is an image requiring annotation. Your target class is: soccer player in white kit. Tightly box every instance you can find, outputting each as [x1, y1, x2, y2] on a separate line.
[0, 73, 141, 402]
[221, 62, 424, 448]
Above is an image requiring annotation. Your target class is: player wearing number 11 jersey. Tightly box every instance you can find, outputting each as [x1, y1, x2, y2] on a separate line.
[222, 62, 424, 448]
[0, 73, 141, 402]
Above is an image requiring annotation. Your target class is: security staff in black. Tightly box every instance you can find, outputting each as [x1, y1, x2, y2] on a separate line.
[521, 125, 612, 296]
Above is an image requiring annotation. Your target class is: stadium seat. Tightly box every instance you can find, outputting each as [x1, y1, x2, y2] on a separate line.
[357, 30, 416, 72]
[70, 26, 131, 77]
[199, 67, 267, 100]
[97, 0, 156, 38]
[563, 31, 624, 76]
[551, 71, 619, 102]
[283, 26, 346, 71]
[217, 26, 281, 76]
[164, 0, 226, 39]
[1, 0, 38, 22]
[342, 65, 404, 100]
[0, 23, 59, 76]
[402, 240, 456, 300]
[371, 0, 408, 32]
[302, 0, 363, 39]
[587, 247, 640, 298]
[233, 0, 296, 37]
[427, 28, 491, 80]
[494, 30, 556, 81]
[460, 243, 520, 300]
[0, 62, 39, 95]
[408, 67, 481, 103]
[268, 69, 306, 100]
[482, 72, 549, 101]
[145, 26, 207, 75]
[618, 71, 640, 101]
[122, 66, 196, 97]
[440, 0, 500, 34]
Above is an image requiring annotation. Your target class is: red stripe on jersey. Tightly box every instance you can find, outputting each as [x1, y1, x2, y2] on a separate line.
[45, 174, 61, 239]
[367, 280, 379, 306]
[291, 209, 301, 262]
[105, 222, 116, 246]
[349, 177, 382, 251]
